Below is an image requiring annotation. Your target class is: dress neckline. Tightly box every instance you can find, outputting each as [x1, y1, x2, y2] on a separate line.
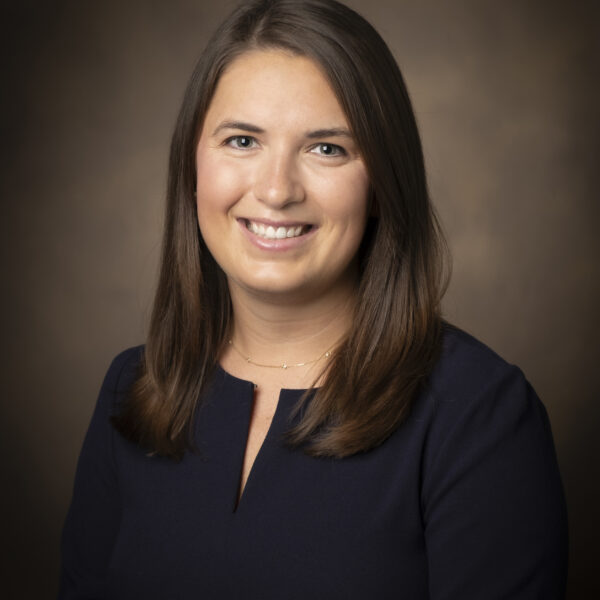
[214, 363, 314, 394]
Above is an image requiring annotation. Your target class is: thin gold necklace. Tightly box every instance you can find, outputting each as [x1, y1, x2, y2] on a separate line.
[228, 339, 332, 369]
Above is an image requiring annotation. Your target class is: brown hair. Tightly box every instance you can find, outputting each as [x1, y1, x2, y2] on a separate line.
[112, 0, 449, 459]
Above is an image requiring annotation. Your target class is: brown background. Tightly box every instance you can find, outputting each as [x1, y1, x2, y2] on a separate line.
[2, 0, 598, 597]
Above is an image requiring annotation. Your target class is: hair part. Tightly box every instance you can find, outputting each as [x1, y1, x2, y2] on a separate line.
[111, 0, 449, 459]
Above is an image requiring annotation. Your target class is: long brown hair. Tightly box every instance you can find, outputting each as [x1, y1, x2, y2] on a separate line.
[112, 0, 449, 459]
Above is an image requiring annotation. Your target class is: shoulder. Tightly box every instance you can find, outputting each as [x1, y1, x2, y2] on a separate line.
[419, 324, 559, 498]
[422, 323, 541, 422]
[98, 345, 145, 413]
[416, 326, 567, 595]
[418, 323, 559, 493]
[432, 323, 525, 395]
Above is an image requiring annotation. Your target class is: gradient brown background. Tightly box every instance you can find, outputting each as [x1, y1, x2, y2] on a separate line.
[2, 0, 598, 597]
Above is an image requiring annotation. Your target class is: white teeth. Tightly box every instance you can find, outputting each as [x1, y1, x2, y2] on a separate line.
[247, 220, 307, 240]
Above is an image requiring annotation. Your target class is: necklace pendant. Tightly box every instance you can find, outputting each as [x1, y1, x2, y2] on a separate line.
[228, 339, 333, 370]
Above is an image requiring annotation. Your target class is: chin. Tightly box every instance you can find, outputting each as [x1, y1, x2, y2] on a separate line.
[241, 279, 308, 298]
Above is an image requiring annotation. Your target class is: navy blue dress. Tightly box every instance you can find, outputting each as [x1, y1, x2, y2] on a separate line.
[59, 327, 567, 598]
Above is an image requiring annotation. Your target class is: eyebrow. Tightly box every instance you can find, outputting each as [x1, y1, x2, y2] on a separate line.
[212, 121, 264, 136]
[305, 128, 353, 139]
[212, 120, 353, 140]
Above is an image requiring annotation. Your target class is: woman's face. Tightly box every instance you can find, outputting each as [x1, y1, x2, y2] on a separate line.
[195, 49, 370, 303]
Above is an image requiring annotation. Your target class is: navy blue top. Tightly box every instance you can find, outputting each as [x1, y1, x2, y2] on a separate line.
[59, 327, 567, 598]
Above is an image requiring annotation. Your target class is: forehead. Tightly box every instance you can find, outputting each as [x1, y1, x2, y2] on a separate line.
[202, 49, 349, 132]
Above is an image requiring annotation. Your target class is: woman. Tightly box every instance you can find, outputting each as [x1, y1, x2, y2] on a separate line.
[59, 0, 567, 598]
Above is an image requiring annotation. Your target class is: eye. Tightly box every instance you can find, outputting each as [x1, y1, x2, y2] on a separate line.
[225, 135, 258, 150]
[311, 143, 346, 157]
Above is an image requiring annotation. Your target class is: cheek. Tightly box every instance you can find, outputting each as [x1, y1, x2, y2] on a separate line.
[317, 169, 370, 226]
[195, 149, 245, 218]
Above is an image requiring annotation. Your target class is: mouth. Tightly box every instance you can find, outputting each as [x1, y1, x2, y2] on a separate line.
[244, 219, 313, 240]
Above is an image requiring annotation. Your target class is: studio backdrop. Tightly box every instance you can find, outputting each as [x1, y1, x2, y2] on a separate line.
[1, 0, 598, 596]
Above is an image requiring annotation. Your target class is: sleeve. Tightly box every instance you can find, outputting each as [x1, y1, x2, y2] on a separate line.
[421, 364, 568, 599]
[58, 348, 140, 599]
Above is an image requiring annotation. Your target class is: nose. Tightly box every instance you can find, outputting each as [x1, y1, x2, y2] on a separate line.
[252, 149, 305, 208]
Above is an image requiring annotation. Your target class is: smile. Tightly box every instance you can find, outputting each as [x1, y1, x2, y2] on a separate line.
[245, 220, 312, 240]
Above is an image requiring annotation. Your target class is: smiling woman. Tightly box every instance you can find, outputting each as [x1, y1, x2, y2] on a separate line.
[196, 50, 370, 302]
[58, 1, 567, 598]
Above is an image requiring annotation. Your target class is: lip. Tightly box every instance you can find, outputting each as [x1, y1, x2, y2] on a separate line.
[237, 217, 317, 251]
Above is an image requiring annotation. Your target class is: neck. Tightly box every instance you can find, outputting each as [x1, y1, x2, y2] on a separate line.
[226, 280, 357, 367]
